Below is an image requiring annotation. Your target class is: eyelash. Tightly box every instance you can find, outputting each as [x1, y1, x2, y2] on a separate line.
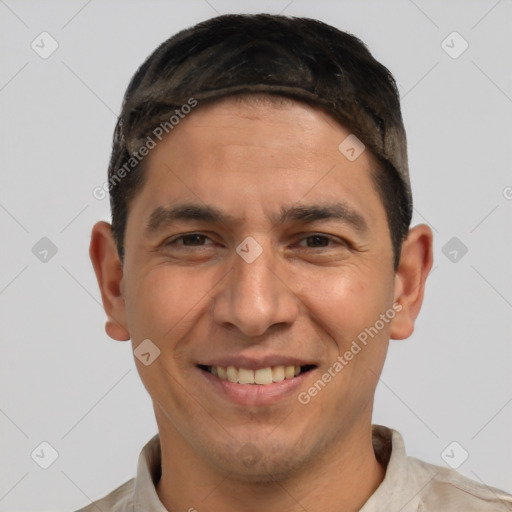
[165, 233, 346, 249]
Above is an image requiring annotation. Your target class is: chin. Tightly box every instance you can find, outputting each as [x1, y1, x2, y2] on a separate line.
[204, 436, 314, 483]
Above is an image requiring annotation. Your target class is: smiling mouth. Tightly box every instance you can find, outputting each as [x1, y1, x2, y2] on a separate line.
[198, 364, 316, 385]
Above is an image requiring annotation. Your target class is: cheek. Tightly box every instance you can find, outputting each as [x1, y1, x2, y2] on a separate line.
[124, 265, 215, 343]
[303, 267, 392, 411]
[123, 267, 213, 404]
[299, 263, 390, 342]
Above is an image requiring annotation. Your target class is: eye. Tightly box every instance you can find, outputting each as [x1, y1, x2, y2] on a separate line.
[166, 233, 214, 247]
[296, 234, 343, 248]
[163, 233, 346, 251]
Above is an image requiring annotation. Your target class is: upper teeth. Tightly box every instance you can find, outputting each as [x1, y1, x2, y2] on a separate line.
[210, 365, 301, 385]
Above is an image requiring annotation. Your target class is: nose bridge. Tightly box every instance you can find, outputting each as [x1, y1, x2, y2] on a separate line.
[236, 246, 277, 308]
[212, 240, 298, 337]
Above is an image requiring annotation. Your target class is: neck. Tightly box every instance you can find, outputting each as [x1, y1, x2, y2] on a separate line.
[155, 417, 385, 512]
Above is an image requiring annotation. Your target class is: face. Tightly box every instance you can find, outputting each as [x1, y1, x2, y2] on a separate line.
[114, 97, 404, 479]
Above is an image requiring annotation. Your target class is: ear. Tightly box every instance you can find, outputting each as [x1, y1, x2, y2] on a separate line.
[89, 221, 130, 341]
[390, 224, 433, 340]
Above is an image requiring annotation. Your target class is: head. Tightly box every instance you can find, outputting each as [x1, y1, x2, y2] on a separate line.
[90, 14, 433, 481]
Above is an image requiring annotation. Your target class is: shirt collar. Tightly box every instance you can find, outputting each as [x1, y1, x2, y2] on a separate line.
[360, 425, 414, 511]
[133, 433, 167, 512]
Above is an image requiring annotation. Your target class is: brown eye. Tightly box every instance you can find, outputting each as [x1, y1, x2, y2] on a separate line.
[297, 234, 343, 248]
[303, 235, 330, 247]
[166, 233, 213, 247]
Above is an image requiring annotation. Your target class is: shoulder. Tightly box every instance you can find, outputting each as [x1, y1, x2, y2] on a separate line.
[408, 457, 512, 511]
[74, 478, 135, 512]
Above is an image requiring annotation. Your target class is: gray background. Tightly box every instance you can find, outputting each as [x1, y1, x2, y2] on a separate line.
[1, 0, 511, 510]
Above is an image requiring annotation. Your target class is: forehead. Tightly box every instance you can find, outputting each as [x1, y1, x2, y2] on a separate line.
[144, 95, 369, 179]
[127, 95, 387, 236]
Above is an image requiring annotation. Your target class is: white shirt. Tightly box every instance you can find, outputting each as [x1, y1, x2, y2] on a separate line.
[76, 425, 512, 511]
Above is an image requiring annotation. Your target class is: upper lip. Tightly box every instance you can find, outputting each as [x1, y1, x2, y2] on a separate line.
[197, 354, 317, 370]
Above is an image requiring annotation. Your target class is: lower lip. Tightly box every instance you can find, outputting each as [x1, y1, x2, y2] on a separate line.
[198, 367, 314, 406]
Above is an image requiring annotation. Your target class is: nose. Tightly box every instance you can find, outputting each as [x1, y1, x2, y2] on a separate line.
[211, 241, 299, 338]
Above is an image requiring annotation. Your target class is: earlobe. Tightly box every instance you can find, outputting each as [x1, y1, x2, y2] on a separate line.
[105, 319, 130, 341]
[390, 224, 434, 340]
[89, 221, 130, 342]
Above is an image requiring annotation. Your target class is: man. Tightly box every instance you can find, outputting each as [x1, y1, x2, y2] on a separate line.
[83, 13, 512, 512]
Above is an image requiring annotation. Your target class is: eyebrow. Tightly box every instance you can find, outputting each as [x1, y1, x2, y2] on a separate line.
[145, 201, 368, 235]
